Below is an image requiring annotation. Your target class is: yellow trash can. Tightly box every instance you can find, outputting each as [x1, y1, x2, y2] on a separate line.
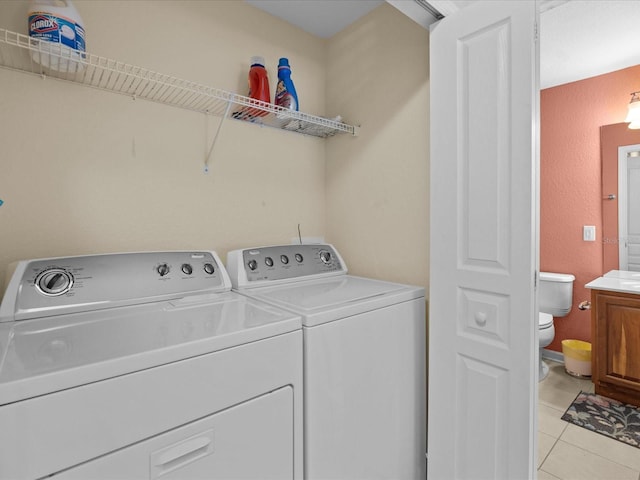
[561, 339, 592, 378]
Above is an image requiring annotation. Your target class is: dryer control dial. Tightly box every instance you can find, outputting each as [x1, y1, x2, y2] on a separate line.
[35, 268, 74, 296]
[157, 263, 170, 276]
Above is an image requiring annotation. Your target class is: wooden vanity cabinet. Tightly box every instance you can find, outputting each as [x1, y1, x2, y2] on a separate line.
[591, 289, 640, 406]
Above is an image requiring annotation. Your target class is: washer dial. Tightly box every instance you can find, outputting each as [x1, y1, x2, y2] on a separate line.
[319, 251, 332, 264]
[35, 268, 74, 296]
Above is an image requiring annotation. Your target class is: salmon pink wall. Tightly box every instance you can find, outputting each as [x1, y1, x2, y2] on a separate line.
[541, 64, 640, 351]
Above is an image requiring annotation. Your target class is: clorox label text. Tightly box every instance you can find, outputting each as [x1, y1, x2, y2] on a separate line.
[30, 15, 58, 33]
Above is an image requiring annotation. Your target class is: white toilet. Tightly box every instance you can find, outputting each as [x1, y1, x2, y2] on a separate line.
[538, 272, 575, 380]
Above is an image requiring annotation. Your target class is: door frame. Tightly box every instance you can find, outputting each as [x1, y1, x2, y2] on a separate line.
[618, 144, 640, 270]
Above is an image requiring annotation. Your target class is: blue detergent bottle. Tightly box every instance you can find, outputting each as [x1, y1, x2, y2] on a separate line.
[275, 57, 299, 111]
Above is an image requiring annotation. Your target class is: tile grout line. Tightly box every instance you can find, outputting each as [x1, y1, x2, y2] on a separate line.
[554, 436, 640, 475]
[538, 468, 562, 480]
[538, 433, 563, 472]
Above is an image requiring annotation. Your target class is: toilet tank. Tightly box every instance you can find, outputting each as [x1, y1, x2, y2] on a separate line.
[539, 272, 575, 317]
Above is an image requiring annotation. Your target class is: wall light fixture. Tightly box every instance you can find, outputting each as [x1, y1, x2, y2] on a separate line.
[625, 91, 640, 129]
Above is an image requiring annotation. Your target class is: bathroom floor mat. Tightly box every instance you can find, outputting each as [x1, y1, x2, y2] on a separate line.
[562, 391, 640, 449]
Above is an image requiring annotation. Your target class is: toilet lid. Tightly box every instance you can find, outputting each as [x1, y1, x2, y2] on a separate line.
[539, 312, 553, 328]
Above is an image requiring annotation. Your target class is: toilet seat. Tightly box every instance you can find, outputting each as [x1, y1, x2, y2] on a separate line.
[539, 312, 553, 329]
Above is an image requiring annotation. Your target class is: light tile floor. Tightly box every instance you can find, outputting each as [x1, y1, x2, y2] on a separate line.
[538, 360, 640, 480]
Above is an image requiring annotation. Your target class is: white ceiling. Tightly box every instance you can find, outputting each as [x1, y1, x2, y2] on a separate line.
[539, 0, 640, 88]
[245, 0, 385, 39]
[245, 0, 640, 89]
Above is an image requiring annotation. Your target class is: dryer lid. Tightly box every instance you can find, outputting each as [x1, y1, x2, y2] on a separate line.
[242, 275, 425, 327]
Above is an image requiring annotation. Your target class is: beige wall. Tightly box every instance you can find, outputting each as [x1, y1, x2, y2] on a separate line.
[0, 1, 429, 294]
[0, 0, 327, 291]
[326, 4, 430, 291]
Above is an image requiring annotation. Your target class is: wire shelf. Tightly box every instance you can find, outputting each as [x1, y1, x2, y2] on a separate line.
[0, 28, 358, 138]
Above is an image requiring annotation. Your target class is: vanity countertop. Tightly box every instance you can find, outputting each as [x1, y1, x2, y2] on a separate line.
[586, 270, 640, 294]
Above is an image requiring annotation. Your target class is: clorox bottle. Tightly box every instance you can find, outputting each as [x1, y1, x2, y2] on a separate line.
[28, 0, 86, 72]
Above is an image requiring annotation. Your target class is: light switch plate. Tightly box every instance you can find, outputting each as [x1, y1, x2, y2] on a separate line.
[583, 225, 596, 242]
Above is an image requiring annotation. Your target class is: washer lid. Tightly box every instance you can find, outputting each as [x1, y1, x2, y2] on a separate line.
[539, 312, 553, 328]
[0, 292, 300, 405]
[241, 275, 425, 327]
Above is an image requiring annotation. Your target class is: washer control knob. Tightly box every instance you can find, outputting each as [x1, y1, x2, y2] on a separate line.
[295, 253, 303, 263]
[203, 263, 215, 275]
[157, 264, 170, 277]
[320, 251, 332, 264]
[36, 268, 74, 296]
[265, 256, 274, 267]
[181, 263, 193, 275]
[280, 255, 289, 265]
[248, 259, 258, 271]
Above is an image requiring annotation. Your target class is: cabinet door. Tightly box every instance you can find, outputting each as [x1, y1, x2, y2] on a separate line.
[594, 291, 640, 397]
[56, 387, 294, 480]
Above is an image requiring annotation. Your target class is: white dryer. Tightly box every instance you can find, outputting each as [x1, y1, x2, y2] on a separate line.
[0, 251, 302, 480]
[227, 244, 426, 480]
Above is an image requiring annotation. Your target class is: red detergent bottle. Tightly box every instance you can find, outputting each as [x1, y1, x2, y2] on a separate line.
[247, 56, 270, 117]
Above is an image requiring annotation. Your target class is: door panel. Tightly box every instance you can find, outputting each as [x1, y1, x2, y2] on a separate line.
[429, 2, 538, 478]
[462, 19, 511, 270]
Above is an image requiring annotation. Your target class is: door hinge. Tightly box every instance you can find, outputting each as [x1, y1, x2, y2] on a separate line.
[534, 22, 539, 42]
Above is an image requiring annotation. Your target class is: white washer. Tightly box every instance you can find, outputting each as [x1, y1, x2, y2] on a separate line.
[227, 244, 426, 480]
[0, 251, 302, 480]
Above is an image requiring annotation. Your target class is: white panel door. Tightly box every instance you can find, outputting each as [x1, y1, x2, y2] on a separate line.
[618, 146, 640, 271]
[428, 2, 539, 479]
